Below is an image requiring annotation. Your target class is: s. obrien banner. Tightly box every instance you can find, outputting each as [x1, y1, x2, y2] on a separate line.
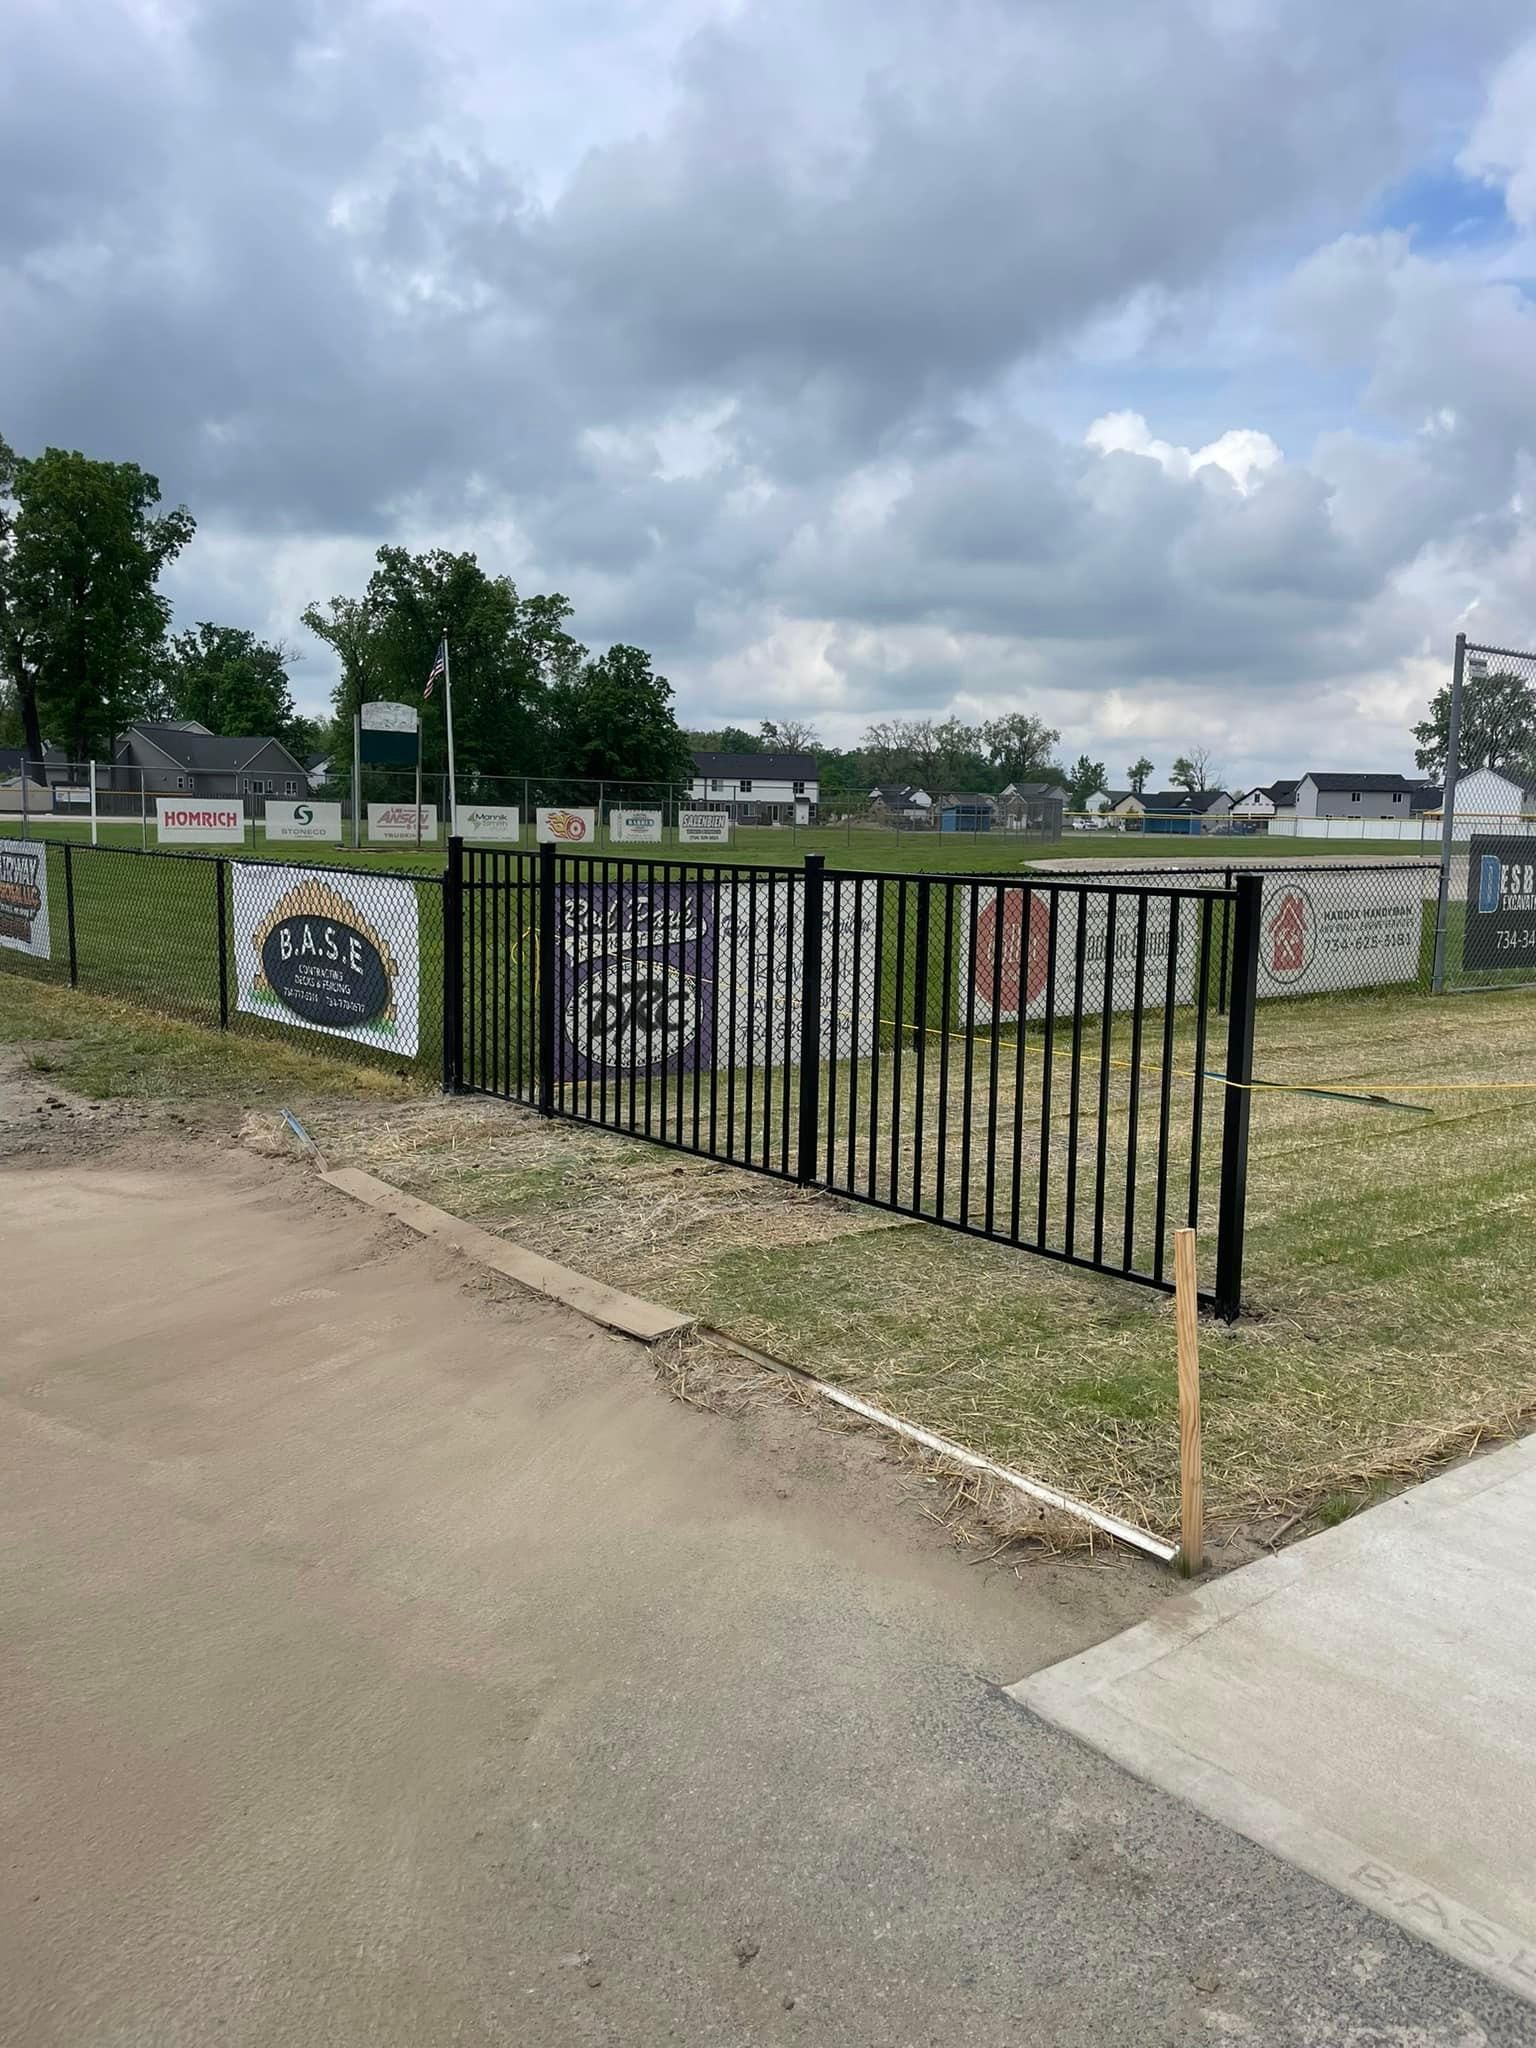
[232, 863, 420, 1055]
[537, 807, 595, 844]
[0, 839, 50, 958]
[679, 810, 731, 845]
[157, 798, 244, 844]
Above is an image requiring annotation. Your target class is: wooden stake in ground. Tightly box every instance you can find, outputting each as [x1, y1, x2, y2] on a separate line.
[1174, 1226, 1204, 1575]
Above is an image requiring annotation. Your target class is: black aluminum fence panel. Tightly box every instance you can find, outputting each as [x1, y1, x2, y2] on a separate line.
[460, 846, 1257, 1314]
[0, 841, 445, 1077]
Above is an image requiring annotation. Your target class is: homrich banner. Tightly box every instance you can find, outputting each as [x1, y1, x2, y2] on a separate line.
[232, 863, 421, 1055]
[554, 876, 870, 1081]
[0, 839, 50, 958]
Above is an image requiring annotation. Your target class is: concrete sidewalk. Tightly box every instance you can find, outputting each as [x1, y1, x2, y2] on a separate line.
[1012, 1434, 1536, 2007]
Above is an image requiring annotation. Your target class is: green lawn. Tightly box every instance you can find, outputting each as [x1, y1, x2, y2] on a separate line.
[8, 813, 1442, 873]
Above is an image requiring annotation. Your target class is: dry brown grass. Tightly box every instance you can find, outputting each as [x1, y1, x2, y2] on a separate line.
[302, 984, 1536, 1547]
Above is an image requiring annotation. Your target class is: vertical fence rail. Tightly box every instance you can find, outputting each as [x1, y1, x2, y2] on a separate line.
[1214, 872, 1261, 1319]
[63, 841, 79, 987]
[214, 857, 229, 1029]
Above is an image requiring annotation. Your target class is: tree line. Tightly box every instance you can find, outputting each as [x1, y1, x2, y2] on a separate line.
[0, 434, 693, 789]
[688, 719, 1215, 805]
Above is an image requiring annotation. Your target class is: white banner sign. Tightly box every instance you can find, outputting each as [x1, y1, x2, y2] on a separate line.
[537, 806, 596, 845]
[608, 808, 663, 844]
[368, 803, 438, 843]
[264, 800, 343, 844]
[1256, 870, 1421, 998]
[453, 805, 520, 843]
[679, 810, 731, 845]
[0, 838, 50, 958]
[360, 701, 419, 733]
[232, 863, 420, 1056]
[962, 884, 1204, 1022]
[156, 797, 244, 844]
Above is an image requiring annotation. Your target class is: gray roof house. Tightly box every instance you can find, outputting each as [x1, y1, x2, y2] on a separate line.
[111, 720, 309, 799]
[1293, 772, 1422, 820]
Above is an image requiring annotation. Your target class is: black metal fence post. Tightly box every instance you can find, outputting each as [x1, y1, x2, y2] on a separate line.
[537, 840, 557, 1115]
[796, 854, 826, 1184]
[63, 842, 79, 988]
[1217, 865, 1233, 1015]
[1214, 872, 1260, 1320]
[442, 835, 464, 1092]
[215, 857, 229, 1028]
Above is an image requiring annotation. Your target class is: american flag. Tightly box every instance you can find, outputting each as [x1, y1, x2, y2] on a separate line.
[424, 640, 446, 698]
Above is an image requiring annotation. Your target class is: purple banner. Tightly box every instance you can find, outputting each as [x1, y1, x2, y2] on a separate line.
[555, 881, 719, 1081]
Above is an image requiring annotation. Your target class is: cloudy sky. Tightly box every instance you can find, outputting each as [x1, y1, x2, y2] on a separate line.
[6, 0, 1536, 789]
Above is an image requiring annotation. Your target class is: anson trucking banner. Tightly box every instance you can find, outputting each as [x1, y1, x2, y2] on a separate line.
[554, 877, 871, 1081]
[367, 803, 438, 843]
[232, 863, 420, 1056]
[0, 839, 50, 957]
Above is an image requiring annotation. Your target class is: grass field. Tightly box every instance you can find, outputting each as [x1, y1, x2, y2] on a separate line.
[6, 960, 1536, 1550]
[312, 980, 1536, 1545]
[7, 812, 1444, 872]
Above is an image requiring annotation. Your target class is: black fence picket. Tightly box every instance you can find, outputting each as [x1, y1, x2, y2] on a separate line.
[459, 845, 1255, 1314]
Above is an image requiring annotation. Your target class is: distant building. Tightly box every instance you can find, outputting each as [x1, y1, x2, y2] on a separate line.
[868, 783, 933, 817]
[1292, 772, 1421, 821]
[939, 793, 997, 833]
[110, 720, 309, 799]
[305, 753, 332, 794]
[689, 750, 819, 824]
[1446, 766, 1536, 820]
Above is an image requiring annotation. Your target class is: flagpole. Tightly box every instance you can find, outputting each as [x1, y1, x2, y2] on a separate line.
[442, 633, 458, 832]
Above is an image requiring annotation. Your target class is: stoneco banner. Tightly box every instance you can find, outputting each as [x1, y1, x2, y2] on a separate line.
[156, 797, 243, 844]
[454, 805, 520, 843]
[1463, 835, 1536, 971]
[1256, 869, 1420, 997]
[608, 808, 663, 844]
[679, 810, 731, 845]
[368, 803, 438, 843]
[264, 800, 343, 844]
[232, 863, 420, 1056]
[537, 807, 596, 844]
[963, 885, 1203, 1023]
[555, 878, 872, 1080]
[0, 839, 50, 958]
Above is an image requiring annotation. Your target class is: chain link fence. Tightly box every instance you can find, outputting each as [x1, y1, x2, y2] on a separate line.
[0, 839, 445, 1078]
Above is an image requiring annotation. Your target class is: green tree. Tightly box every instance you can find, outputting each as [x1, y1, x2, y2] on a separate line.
[548, 644, 694, 787]
[161, 622, 302, 742]
[981, 712, 1062, 788]
[684, 725, 765, 754]
[1169, 747, 1216, 792]
[1067, 754, 1109, 807]
[303, 547, 583, 782]
[1413, 667, 1536, 781]
[0, 434, 194, 766]
[1126, 755, 1154, 794]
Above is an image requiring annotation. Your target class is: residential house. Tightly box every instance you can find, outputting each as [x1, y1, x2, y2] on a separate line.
[1105, 791, 1146, 818]
[1140, 789, 1234, 836]
[995, 782, 1067, 835]
[1291, 772, 1422, 820]
[0, 743, 70, 813]
[689, 750, 819, 824]
[1409, 784, 1443, 816]
[1446, 766, 1536, 821]
[867, 783, 933, 819]
[1232, 779, 1300, 821]
[110, 720, 310, 801]
[305, 753, 332, 794]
